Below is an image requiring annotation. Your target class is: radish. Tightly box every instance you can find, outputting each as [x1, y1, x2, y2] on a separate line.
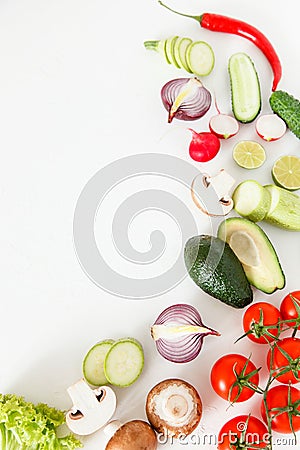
[188, 128, 221, 162]
[255, 114, 286, 141]
[209, 113, 239, 139]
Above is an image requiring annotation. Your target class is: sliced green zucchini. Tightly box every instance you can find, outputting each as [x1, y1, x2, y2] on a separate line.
[229, 52, 261, 123]
[186, 41, 215, 76]
[165, 36, 179, 67]
[103, 338, 144, 387]
[232, 180, 271, 222]
[173, 37, 192, 72]
[83, 339, 114, 386]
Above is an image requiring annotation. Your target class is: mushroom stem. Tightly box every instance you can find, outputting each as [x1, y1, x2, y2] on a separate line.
[66, 379, 117, 436]
[191, 169, 235, 216]
[67, 379, 99, 413]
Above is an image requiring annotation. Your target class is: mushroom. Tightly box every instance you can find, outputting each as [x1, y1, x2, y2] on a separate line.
[145, 378, 202, 439]
[66, 378, 117, 435]
[191, 169, 235, 216]
[104, 419, 157, 450]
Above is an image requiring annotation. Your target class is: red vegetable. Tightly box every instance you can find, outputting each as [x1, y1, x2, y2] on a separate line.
[189, 129, 220, 162]
[161, 77, 211, 123]
[218, 415, 268, 450]
[242, 302, 282, 344]
[151, 303, 219, 363]
[267, 337, 300, 384]
[280, 291, 300, 329]
[210, 354, 260, 403]
[261, 385, 300, 434]
[159, 1, 282, 91]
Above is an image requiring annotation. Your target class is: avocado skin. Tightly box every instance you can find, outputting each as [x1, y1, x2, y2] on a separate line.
[184, 235, 253, 309]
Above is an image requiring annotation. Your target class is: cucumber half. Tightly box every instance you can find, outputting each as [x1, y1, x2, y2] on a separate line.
[104, 338, 144, 387]
[83, 339, 114, 386]
[229, 53, 261, 123]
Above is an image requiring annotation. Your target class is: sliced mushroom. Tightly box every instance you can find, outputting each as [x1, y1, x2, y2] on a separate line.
[146, 378, 202, 439]
[191, 169, 235, 216]
[66, 378, 116, 435]
[104, 419, 157, 450]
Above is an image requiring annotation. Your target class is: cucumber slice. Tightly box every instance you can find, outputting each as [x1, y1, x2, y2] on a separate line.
[232, 180, 271, 222]
[173, 37, 192, 72]
[165, 36, 179, 67]
[104, 338, 144, 387]
[83, 339, 114, 386]
[229, 53, 261, 123]
[186, 41, 215, 77]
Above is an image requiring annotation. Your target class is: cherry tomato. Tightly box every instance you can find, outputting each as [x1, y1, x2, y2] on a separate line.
[218, 415, 268, 450]
[211, 354, 259, 403]
[243, 302, 281, 344]
[280, 291, 300, 329]
[261, 385, 300, 434]
[267, 337, 300, 384]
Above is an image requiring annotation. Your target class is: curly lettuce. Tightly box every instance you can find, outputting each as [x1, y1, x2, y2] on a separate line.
[0, 394, 82, 449]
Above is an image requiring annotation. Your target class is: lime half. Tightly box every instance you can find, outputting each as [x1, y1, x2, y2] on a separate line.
[272, 155, 300, 191]
[233, 141, 266, 169]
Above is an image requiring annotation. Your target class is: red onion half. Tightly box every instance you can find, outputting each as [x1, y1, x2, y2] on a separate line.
[161, 77, 212, 123]
[151, 303, 220, 363]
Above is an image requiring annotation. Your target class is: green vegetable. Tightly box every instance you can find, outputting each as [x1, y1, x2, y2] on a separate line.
[0, 393, 82, 449]
[173, 37, 192, 72]
[184, 235, 253, 309]
[218, 218, 285, 294]
[144, 36, 215, 76]
[269, 90, 300, 139]
[83, 339, 114, 386]
[165, 35, 179, 67]
[232, 179, 300, 231]
[233, 179, 271, 222]
[264, 184, 300, 231]
[228, 52, 261, 123]
[104, 338, 144, 387]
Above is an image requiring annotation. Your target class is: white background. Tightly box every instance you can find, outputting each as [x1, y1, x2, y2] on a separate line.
[0, 0, 299, 448]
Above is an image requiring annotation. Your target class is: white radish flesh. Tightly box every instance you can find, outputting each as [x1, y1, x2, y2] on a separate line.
[209, 114, 239, 139]
[255, 114, 286, 141]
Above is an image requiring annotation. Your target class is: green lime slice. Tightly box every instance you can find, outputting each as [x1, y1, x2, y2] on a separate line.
[272, 155, 300, 191]
[233, 141, 266, 169]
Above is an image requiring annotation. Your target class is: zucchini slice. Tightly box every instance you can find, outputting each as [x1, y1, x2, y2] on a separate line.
[229, 53, 261, 123]
[173, 37, 192, 72]
[186, 41, 215, 77]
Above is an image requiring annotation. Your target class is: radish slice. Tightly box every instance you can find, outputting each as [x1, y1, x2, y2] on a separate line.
[255, 114, 286, 141]
[209, 114, 239, 139]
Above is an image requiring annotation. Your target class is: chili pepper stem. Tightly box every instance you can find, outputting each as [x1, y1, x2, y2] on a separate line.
[158, 1, 203, 23]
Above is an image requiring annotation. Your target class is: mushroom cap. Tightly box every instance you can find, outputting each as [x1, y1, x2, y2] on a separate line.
[105, 420, 157, 450]
[145, 378, 202, 439]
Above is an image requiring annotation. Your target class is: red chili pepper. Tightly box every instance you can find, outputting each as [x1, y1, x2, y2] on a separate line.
[159, 1, 282, 91]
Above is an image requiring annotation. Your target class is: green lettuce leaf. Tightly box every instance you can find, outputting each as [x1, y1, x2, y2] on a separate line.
[0, 394, 82, 449]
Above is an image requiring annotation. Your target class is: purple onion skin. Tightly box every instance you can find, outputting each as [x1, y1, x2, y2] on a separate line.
[152, 303, 219, 364]
[161, 78, 212, 123]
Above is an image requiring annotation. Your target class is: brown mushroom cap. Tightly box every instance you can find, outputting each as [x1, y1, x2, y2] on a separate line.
[105, 420, 157, 450]
[145, 378, 202, 439]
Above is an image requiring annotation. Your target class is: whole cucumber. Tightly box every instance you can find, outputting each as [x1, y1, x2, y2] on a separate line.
[270, 90, 300, 139]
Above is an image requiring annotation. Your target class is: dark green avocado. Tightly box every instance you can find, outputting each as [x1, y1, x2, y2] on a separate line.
[184, 234, 253, 309]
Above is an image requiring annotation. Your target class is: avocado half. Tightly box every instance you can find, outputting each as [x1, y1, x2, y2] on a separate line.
[184, 234, 253, 309]
[217, 218, 285, 294]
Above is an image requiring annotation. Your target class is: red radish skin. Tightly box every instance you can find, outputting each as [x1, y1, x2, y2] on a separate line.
[209, 114, 239, 139]
[189, 129, 221, 162]
[255, 114, 286, 141]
